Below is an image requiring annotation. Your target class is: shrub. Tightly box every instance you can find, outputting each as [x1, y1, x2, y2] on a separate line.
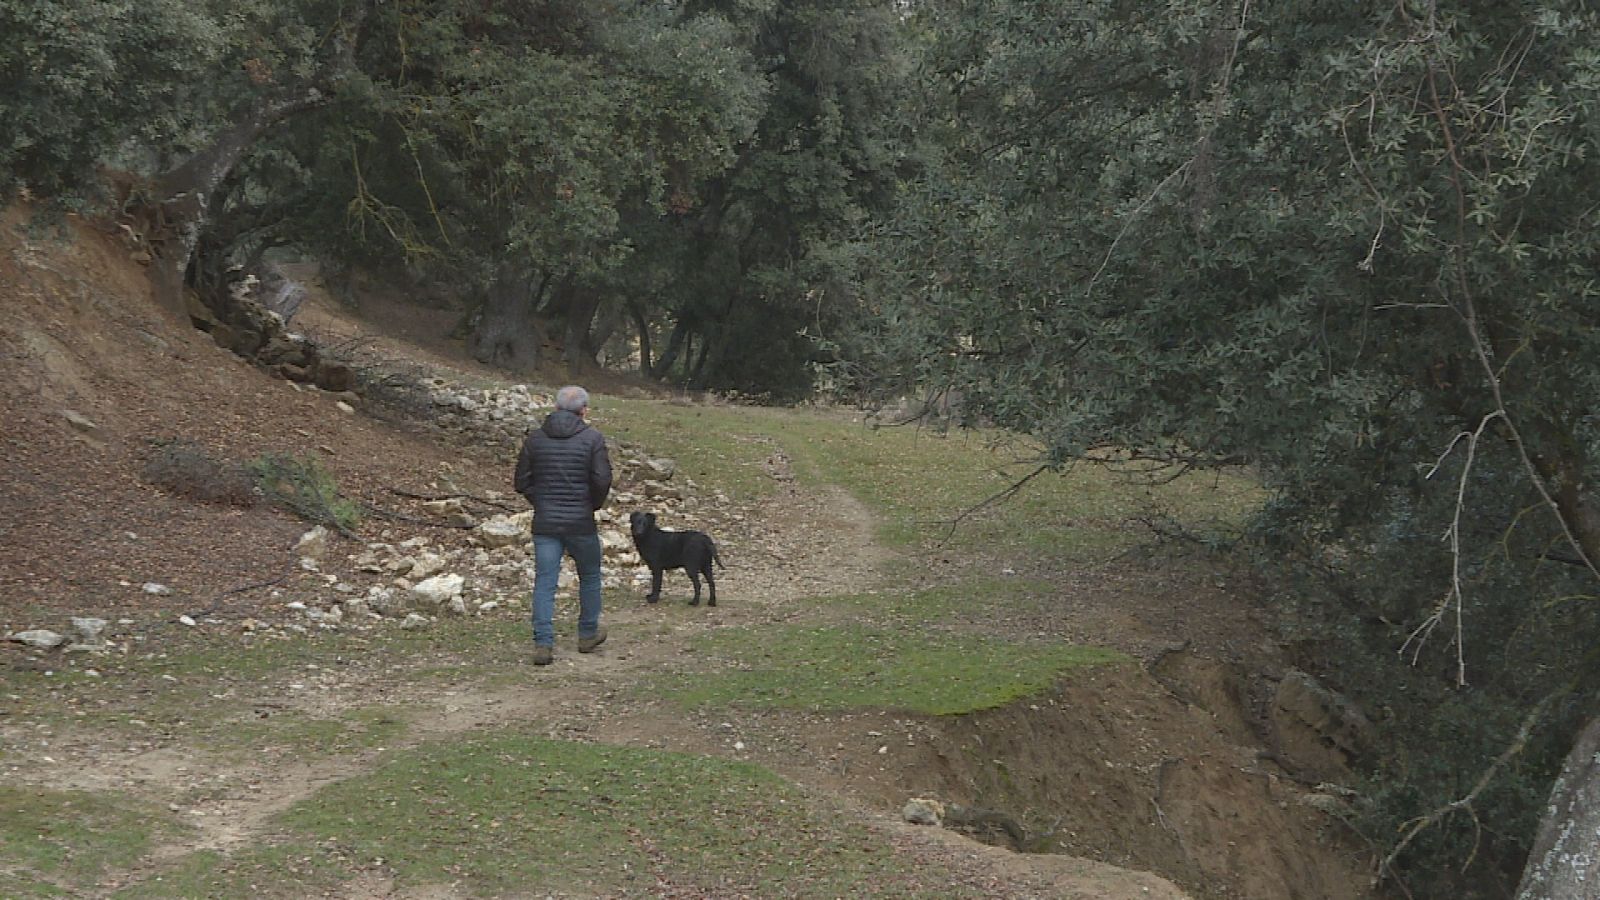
[248, 453, 360, 533]
[141, 440, 257, 507]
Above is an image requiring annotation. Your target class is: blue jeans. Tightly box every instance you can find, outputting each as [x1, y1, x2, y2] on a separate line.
[531, 532, 603, 648]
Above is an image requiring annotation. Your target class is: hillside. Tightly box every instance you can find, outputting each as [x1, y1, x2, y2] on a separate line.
[1, 212, 1378, 898]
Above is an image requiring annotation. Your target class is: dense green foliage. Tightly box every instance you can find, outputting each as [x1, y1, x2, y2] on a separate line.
[843, 2, 1600, 895]
[0, 0, 342, 199]
[619, 0, 914, 395]
[7, 0, 1599, 893]
[5, 0, 909, 393]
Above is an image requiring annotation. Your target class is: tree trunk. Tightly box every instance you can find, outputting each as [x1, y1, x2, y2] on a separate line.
[1524, 419, 1600, 575]
[688, 328, 714, 389]
[652, 317, 691, 379]
[561, 282, 603, 375]
[587, 297, 624, 364]
[468, 264, 544, 371]
[678, 332, 696, 384]
[1517, 712, 1600, 899]
[629, 300, 653, 374]
[137, 1, 369, 315]
[145, 89, 327, 313]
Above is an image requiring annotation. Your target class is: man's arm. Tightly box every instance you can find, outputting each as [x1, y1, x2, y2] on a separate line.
[514, 436, 537, 504]
[590, 436, 613, 510]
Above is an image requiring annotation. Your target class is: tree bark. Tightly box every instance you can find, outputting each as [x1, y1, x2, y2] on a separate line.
[587, 297, 624, 362]
[561, 282, 603, 375]
[687, 327, 714, 389]
[1524, 419, 1600, 575]
[141, 0, 369, 315]
[678, 331, 697, 384]
[628, 300, 653, 374]
[146, 89, 328, 312]
[652, 317, 691, 379]
[1517, 712, 1600, 899]
[467, 263, 544, 371]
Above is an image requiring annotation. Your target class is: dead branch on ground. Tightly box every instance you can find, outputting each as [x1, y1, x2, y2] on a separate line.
[390, 487, 519, 512]
[360, 501, 476, 529]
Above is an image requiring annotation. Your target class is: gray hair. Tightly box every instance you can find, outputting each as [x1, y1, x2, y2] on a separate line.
[555, 385, 590, 412]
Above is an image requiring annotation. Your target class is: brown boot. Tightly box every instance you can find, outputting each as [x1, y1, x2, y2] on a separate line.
[533, 645, 554, 666]
[577, 628, 607, 653]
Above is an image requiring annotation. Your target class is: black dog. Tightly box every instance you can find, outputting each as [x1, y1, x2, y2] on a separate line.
[629, 511, 724, 606]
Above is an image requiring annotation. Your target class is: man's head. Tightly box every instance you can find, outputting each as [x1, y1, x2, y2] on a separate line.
[555, 385, 590, 414]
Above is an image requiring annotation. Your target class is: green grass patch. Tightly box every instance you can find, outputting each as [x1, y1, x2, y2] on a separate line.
[0, 787, 185, 895]
[200, 706, 409, 755]
[277, 732, 961, 897]
[0, 871, 64, 898]
[601, 394, 1262, 564]
[0, 620, 514, 758]
[2, 631, 363, 742]
[656, 624, 1125, 715]
[821, 577, 1056, 627]
[597, 396, 794, 503]
[113, 845, 347, 900]
[784, 425, 1263, 560]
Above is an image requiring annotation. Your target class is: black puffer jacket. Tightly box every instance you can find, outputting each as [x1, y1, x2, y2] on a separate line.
[514, 409, 613, 535]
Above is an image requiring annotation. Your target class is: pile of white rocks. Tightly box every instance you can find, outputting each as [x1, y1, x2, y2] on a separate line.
[269, 434, 705, 632]
[423, 378, 552, 448]
[414, 375, 697, 500]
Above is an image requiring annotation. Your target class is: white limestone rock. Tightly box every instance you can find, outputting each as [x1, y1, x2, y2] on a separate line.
[11, 629, 66, 649]
[410, 573, 465, 609]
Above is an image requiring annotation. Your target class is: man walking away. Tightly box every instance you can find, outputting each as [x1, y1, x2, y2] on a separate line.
[514, 385, 613, 665]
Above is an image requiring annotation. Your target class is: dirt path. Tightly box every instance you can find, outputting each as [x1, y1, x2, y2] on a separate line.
[202, 482, 887, 848]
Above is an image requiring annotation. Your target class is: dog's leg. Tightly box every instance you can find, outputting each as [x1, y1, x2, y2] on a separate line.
[688, 571, 702, 606]
[704, 563, 717, 607]
[647, 568, 663, 603]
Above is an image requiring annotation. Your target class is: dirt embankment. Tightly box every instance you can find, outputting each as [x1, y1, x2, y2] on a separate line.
[1, 208, 1377, 899]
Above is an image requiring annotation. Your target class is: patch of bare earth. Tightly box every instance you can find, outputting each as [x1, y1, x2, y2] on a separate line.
[1, 210, 1373, 899]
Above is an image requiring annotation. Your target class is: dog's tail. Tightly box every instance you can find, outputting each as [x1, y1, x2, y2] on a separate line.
[712, 541, 726, 569]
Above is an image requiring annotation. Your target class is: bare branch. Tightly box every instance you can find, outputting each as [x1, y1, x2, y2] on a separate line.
[1087, 161, 1192, 295]
[390, 487, 519, 512]
[1416, 32, 1600, 584]
[1090, 0, 1256, 290]
[1379, 688, 1566, 883]
[1403, 411, 1503, 683]
[195, 562, 298, 619]
[1389, 24, 1600, 692]
[360, 502, 477, 529]
[930, 463, 1052, 544]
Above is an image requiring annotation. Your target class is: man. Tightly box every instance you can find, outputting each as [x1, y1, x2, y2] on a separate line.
[514, 385, 613, 665]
